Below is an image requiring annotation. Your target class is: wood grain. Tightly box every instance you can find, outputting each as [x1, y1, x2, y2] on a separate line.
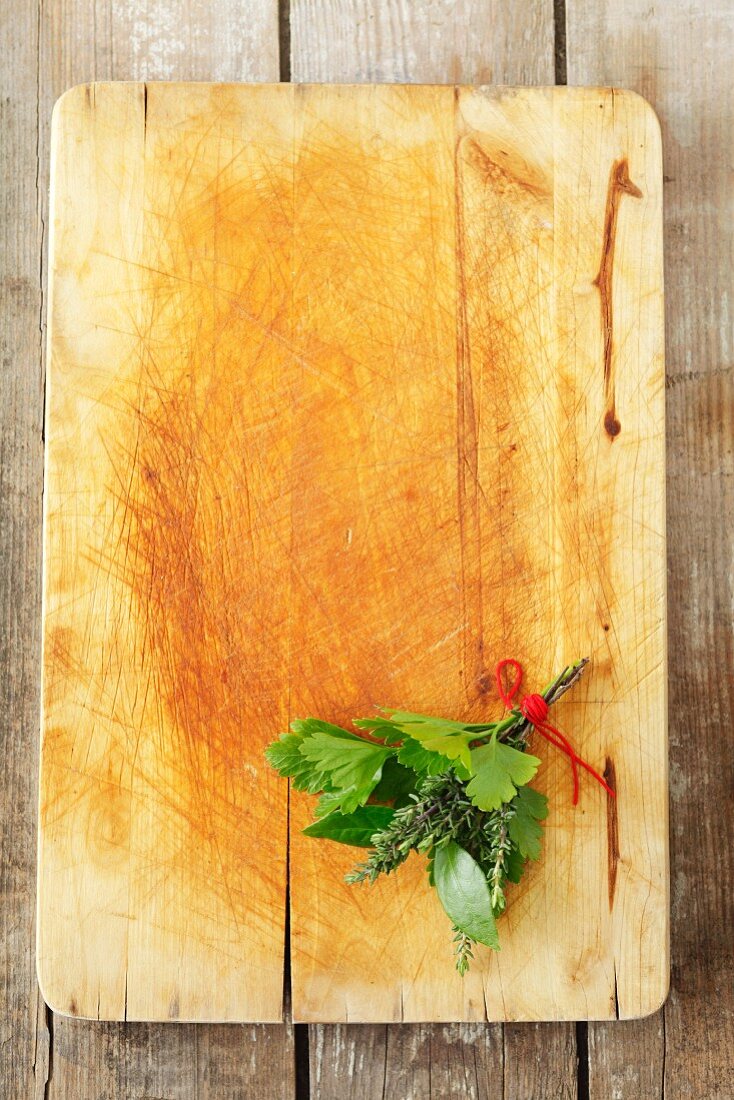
[40, 82, 666, 1026]
[567, 0, 734, 1093]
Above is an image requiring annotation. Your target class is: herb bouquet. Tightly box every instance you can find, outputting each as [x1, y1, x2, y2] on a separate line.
[266, 658, 613, 974]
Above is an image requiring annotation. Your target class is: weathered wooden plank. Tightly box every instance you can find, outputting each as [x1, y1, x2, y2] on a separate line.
[41, 0, 280, 88]
[289, 1, 575, 1094]
[567, 1, 734, 1096]
[380, 1023, 508, 1100]
[290, 0, 554, 83]
[30, 1, 293, 1096]
[310, 1020, 579, 1098]
[587, 1015, 665, 1100]
[310, 1026, 391, 1099]
[310, 1024, 507, 1100]
[504, 1024, 577, 1100]
[48, 1019, 295, 1100]
[0, 0, 49, 1095]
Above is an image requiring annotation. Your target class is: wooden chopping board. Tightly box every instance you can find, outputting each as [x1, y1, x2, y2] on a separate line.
[38, 82, 668, 1024]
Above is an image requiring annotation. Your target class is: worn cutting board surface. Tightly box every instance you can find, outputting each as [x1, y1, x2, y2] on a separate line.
[38, 83, 667, 1024]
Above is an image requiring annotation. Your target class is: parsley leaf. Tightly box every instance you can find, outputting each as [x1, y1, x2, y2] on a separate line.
[380, 710, 473, 771]
[291, 718, 363, 741]
[412, 731, 472, 771]
[397, 736, 470, 779]
[265, 733, 328, 794]
[302, 805, 395, 847]
[265, 720, 395, 813]
[299, 731, 392, 814]
[267, 720, 369, 794]
[507, 785, 548, 860]
[385, 710, 468, 731]
[352, 716, 404, 745]
[466, 735, 541, 811]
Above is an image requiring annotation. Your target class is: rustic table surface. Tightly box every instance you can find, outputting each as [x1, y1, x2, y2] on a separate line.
[1, 1, 731, 1098]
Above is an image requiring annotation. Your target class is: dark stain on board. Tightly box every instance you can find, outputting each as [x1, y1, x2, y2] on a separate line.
[593, 159, 642, 440]
[604, 756, 620, 908]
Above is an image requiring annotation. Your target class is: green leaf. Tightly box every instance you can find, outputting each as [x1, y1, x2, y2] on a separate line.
[397, 736, 469, 779]
[466, 736, 541, 811]
[514, 784, 549, 819]
[356, 709, 476, 775]
[355, 709, 471, 750]
[299, 732, 392, 813]
[313, 790, 346, 818]
[302, 805, 395, 847]
[265, 733, 303, 774]
[266, 720, 366, 795]
[413, 731, 472, 771]
[322, 786, 372, 816]
[369, 756, 417, 806]
[386, 710, 468, 732]
[352, 716, 404, 745]
[265, 734, 327, 794]
[291, 718, 363, 741]
[432, 842, 499, 949]
[382, 711, 474, 770]
[505, 843, 526, 884]
[507, 785, 548, 861]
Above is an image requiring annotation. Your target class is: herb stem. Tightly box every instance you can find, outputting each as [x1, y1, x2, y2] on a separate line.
[470, 659, 588, 748]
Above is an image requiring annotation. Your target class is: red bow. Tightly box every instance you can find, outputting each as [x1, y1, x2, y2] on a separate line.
[495, 659, 615, 805]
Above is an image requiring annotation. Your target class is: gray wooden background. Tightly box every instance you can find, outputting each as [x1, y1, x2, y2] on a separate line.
[2, 1, 732, 1097]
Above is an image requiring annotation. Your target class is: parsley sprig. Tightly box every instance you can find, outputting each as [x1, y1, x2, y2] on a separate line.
[266, 660, 586, 973]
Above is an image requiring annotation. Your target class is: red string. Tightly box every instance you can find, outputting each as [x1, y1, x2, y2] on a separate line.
[495, 659, 615, 805]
